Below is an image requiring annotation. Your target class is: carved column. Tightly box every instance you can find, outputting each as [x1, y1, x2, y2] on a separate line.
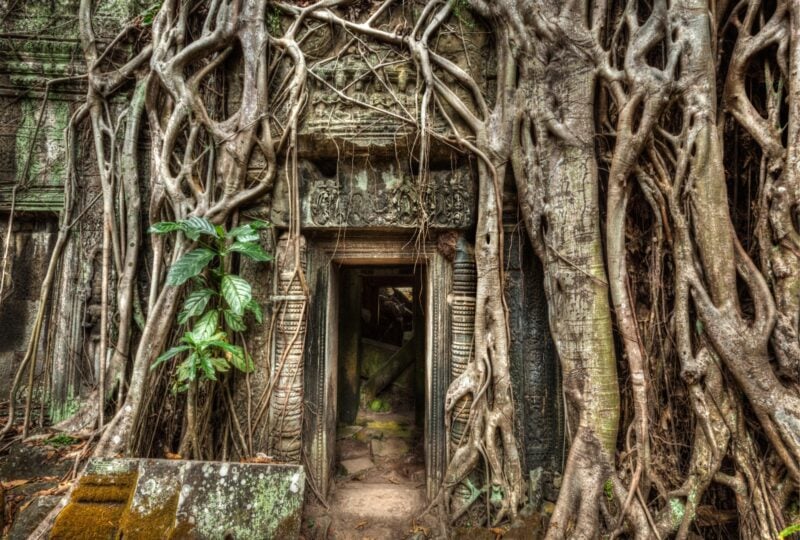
[270, 234, 308, 462]
[449, 236, 476, 449]
[448, 236, 477, 506]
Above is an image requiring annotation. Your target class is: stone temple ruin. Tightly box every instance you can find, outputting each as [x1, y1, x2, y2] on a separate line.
[0, 1, 563, 536]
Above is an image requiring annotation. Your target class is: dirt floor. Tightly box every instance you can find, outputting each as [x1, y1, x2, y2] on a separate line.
[301, 384, 433, 540]
[0, 434, 86, 539]
[300, 408, 550, 540]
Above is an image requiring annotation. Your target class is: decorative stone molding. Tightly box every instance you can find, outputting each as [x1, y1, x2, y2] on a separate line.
[50, 458, 304, 538]
[271, 160, 475, 230]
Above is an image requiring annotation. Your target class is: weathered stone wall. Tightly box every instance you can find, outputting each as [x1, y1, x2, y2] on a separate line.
[505, 227, 564, 497]
[0, 0, 136, 414]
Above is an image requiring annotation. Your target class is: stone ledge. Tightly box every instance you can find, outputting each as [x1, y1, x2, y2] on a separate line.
[50, 458, 305, 539]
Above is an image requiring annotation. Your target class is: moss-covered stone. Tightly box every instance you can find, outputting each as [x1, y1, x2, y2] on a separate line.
[50, 458, 305, 539]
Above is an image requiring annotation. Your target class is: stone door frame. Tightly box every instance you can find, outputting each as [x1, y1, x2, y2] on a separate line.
[300, 233, 451, 501]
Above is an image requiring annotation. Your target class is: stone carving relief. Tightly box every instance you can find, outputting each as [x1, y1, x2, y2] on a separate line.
[301, 52, 419, 153]
[285, 7, 495, 158]
[272, 160, 475, 229]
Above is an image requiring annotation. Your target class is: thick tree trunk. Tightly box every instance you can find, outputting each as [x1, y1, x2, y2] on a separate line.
[94, 282, 182, 456]
[517, 20, 620, 538]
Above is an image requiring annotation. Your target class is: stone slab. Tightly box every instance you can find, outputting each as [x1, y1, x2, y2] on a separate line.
[371, 438, 409, 459]
[50, 458, 305, 539]
[8, 494, 60, 540]
[340, 457, 375, 476]
[0, 443, 72, 481]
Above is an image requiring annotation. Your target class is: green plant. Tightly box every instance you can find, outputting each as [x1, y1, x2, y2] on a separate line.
[150, 217, 272, 391]
[46, 434, 79, 447]
[368, 398, 391, 413]
[139, 2, 162, 26]
[451, 0, 475, 29]
[603, 479, 614, 501]
[780, 524, 800, 539]
[267, 6, 281, 35]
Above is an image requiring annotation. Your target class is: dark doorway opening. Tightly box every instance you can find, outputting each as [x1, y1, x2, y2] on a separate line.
[335, 264, 426, 485]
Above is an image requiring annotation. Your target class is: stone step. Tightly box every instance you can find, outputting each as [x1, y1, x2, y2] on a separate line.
[330, 482, 425, 525]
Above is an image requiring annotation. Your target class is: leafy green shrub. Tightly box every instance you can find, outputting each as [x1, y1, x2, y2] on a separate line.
[149, 217, 272, 391]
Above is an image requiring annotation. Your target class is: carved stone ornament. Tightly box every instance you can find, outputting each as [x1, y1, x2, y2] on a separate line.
[269, 234, 309, 463]
[271, 160, 475, 230]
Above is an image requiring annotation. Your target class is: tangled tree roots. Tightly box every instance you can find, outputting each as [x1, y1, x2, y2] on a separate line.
[4, 0, 800, 537]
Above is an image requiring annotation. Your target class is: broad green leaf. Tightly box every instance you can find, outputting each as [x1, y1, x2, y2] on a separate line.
[148, 221, 183, 234]
[221, 274, 252, 316]
[246, 299, 263, 324]
[191, 310, 219, 340]
[179, 330, 198, 347]
[249, 220, 271, 230]
[223, 310, 246, 332]
[199, 354, 217, 380]
[152, 344, 190, 368]
[236, 232, 260, 243]
[177, 355, 197, 382]
[207, 340, 250, 372]
[228, 220, 270, 240]
[167, 248, 216, 286]
[780, 524, 800, 539]
[180, 216, 219, 241]
[227, 241, 273, 262]
[207, 339, 239, 354]
[210, 357, 230, 372]
[178, 288, 215, 324]
[226, 344, 248, 372]
[227, 223, 255, 239]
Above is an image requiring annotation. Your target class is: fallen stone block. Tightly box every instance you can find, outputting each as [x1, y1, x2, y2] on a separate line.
[371, 438, 409, 459]
[50, 458, 305, 539]
[340, 457, 375, 476]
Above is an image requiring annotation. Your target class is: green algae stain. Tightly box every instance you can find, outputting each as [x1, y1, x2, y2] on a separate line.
[52, 459, 305, 539]
[11, 99, 69, 209]
[187, 465, 304, 539]
[668, 498, 685, 529]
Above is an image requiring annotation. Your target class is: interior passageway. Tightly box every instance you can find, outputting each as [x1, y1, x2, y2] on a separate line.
[327, 265, 429, 539]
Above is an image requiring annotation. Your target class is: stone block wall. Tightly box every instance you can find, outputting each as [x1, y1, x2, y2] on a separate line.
[0, 0, 137, 416]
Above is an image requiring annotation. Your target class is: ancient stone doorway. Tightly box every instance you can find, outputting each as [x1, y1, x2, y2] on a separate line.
[299, 235, 450, 504]
[327, 265, 428, 533]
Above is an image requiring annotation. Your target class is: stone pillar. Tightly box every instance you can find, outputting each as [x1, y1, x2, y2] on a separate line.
[447, 236, 478, 510]
[270, 234, 308, 462]
[448, 236, 476, 451]
[426, 250, 452, 499]
[505, 228, 563, 500]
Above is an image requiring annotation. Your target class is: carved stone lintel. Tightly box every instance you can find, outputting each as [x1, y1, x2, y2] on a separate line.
[271, 161, 475, 230]
[270, 234, 308, 462]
